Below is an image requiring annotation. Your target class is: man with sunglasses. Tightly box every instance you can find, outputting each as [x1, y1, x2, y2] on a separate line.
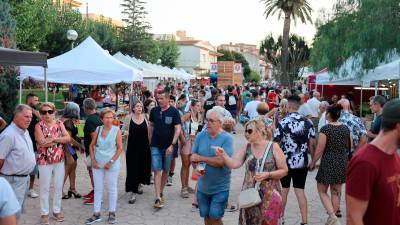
[0, 104, 36, 217]
[273, 95, 316, 225]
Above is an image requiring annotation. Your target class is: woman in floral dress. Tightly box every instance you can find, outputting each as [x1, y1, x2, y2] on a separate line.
[216, 120, 288, 225]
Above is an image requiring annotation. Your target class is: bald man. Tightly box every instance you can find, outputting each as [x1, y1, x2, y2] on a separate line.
[338, 99, 367, 156]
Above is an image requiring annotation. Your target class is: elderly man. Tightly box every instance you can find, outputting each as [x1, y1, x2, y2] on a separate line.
[191, 108, 233, 225]
[318, 101, 330, 132]
[0, 104, 36, 212]
[338, 99, 367, 156]
[214, 94, 236, 132]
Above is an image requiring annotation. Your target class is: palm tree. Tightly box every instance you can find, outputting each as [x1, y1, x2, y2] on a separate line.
[261, 0, 312, 88]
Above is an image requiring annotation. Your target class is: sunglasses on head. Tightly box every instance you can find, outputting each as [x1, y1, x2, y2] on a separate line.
[40, 109, 54, 115]
[245, 128, 253, 135]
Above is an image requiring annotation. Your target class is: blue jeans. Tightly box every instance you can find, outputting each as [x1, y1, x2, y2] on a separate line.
[197, 190, 229, 219]
[150, 147, 173, 172]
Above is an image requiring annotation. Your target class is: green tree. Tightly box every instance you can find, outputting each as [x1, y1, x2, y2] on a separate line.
[120, 0, 159, 63]
[158, 39, 180, 68]
[10, 0, 56, 51]
[85, 18, 121, 55]
[261, 0, 312, 88]
[260, 34, 311, 84]
[248, 70, 261, 82]
[38, 4, 86, 57]
[0, 0, 18, 122]
[217, 49, 251, 79]
[310, 0, 400, 77]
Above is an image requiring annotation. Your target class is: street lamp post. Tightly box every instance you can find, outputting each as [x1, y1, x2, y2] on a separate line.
[67, 29, 78, 49]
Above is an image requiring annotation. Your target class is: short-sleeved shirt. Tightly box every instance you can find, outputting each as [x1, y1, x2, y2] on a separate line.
[0, 177, 20, 218]
[273, 112, 315, 169]
[84, 113, 102, 155]
[192, 130, 233, 194]
[338, 111, 367, 150]
[244, 100, 261, 119]
[0, 123, 36, 175]
[370, 114, 382, 135]
[346, 144, 400, 225]
[149, 106, 181, 149]
[203, 97, 215, 115]
[36, 121, 65, 165]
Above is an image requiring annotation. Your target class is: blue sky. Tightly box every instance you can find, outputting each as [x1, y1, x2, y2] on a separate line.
[79, 0, 335, 46]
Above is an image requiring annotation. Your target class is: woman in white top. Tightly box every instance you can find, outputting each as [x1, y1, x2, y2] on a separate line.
[180, 99, 203, 198]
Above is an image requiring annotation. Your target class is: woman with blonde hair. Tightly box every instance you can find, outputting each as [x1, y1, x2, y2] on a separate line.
[35, 102, 71, 225]
[216, 120, 288, 225]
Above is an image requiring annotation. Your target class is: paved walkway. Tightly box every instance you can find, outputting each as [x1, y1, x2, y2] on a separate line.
[20, 125, 346, 225]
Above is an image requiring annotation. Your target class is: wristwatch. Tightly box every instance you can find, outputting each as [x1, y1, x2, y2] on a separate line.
[110, 159, 115, 164]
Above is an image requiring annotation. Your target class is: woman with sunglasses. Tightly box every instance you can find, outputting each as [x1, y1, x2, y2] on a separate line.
[216, 120, 288, 225]
[35, 102, 71, 225]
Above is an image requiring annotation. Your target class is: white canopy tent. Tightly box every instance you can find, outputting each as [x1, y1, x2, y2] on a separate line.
[362, 58, 400, 83]
[113, 52, 164, 79]
[20, 36, 143, 85]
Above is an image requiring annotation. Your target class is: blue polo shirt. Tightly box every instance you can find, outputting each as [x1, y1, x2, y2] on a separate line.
[192, 130, 233, 195]
[0, 177, 20, 218]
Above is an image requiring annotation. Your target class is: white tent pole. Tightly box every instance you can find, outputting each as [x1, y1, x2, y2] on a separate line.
[44, 67, 48, 102]
[19, 77, 22, 104]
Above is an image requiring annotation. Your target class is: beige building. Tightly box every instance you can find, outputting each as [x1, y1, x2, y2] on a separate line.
[53, 0, 82, 8]
[177, 39, 223, 76]
[219, 42, 270, 80]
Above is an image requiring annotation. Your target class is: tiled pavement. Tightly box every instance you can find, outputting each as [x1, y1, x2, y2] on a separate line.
[20, 125, 346, 225]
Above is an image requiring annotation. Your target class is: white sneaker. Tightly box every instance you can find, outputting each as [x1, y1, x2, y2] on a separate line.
[166, 176, 173, 186]
[29, 189, 39, 198]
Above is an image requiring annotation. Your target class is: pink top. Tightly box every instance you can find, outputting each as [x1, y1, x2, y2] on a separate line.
[37, 120, 64, 165]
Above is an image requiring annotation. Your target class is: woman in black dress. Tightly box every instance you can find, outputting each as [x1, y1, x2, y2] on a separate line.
[122, 101, 151, 204]
[309, 104, 351, 225]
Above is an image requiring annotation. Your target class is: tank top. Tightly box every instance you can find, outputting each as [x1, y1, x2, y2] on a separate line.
[95, 125, 120, 171]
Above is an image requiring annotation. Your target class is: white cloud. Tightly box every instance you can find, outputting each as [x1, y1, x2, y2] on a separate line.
[79, 0, 335, 46]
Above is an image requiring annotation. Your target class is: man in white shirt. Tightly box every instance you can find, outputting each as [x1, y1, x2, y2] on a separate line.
[298, 93, 312, 119]
[244, 91, 262, 119]
[0, 104, 36, 214]
[307, 91, 321, 129]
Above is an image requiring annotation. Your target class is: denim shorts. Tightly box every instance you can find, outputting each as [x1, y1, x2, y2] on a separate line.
[151, 147, 173, 172]
[197, 190, 229, 219]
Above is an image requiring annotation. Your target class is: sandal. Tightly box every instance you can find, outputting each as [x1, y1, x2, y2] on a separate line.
[62, 193, 71, 199]
[226, 204, 238, 212]
[335, 209, 342, 218]
[68, 190, 82, 198]
[191, 203, 199, 212]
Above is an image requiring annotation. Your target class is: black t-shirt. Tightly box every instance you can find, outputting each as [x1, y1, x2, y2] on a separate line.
[371, 114, 382, 135]
[149, 106, 181, 149]
[28, 112, 39, 152]
[83, 113, 102, 155]
[203, 97, 215, 115]
[225, 93, 238, 111]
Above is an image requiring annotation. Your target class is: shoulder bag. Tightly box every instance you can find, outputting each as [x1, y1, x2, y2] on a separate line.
[238, 141, 273, 209]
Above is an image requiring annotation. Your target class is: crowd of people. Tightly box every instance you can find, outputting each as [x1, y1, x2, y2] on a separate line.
[0, 81, 399, 225]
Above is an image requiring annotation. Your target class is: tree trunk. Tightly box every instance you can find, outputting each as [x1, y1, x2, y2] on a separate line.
[281, 11, 291, 88]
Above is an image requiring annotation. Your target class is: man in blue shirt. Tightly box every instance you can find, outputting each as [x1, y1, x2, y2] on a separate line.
[191, 108, 234, 225]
